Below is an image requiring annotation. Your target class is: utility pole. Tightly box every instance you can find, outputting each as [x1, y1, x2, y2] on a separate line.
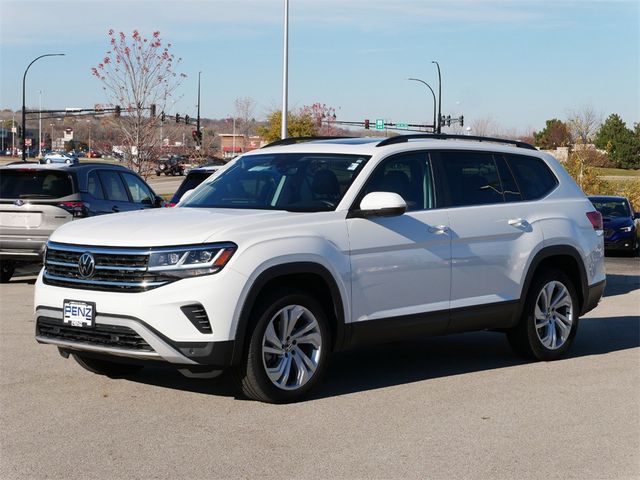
[281, 0, 289, 139]
[196, 71, 201, 151]
[38, 90, 43, 157]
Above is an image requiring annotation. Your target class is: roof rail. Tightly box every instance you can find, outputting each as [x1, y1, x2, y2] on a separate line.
[376, 134, 537, 150]
[262, 136, 355, 148]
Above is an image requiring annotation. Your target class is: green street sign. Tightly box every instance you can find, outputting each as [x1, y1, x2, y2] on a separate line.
[396, 123, 408, 129]
[375, 118, 384, 130]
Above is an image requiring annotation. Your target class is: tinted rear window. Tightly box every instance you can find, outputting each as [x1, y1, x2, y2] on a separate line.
[0, 170, 74, 199]
[173, 171, 215, 202]
[506, 155, 558, 200]
[439, 151, 504, 207]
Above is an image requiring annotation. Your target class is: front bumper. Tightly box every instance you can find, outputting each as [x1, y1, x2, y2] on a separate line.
[34, 266, 249, 367]
[35, 307, 235, 367]
[604, 235, 636, 252]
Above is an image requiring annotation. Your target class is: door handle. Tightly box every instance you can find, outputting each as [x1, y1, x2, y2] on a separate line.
[429, 224, 449, 234]
[508, 218, 528, 228]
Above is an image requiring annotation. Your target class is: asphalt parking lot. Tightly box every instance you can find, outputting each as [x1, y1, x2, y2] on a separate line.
[1, 257, 638, 479]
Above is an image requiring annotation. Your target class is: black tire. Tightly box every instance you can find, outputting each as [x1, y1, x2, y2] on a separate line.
[233, 289, 331, 403]
[507, 269, 579, 361]
[0, 261, 15, 283]
[73, 354, 143, 377]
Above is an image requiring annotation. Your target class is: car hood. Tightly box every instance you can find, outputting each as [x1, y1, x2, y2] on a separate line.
[49, 207, 301, 247]
[602, 216, 633, 228]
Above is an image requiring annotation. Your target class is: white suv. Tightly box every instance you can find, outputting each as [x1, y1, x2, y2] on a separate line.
[34, 135, 606, 403]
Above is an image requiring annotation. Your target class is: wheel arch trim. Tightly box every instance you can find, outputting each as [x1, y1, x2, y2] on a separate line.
[230, 262, 347, 365]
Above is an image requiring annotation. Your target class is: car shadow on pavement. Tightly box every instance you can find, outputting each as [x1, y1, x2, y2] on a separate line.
[125, 314, 639, 401]
[604, 274, 640, 297]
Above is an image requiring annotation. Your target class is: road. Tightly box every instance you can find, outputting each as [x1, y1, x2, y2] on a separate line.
[0, 258, 638, 479]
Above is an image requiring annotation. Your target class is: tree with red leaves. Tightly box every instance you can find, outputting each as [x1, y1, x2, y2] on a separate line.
[92, 29, 185, 175]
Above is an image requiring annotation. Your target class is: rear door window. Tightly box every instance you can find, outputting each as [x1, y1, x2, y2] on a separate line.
[437, 151, 504, 207]
[506, 155, 558, 200]
[87, 171, 105, 199]
[121, 173, 154, 204]
[0, 170, 74, 199]
[98, 170, 130, 202]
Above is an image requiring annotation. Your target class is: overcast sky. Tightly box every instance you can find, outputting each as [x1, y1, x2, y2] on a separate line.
[0, 0, 638, 134]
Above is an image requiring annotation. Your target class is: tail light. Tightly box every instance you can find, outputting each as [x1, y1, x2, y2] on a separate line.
[586, 211, 603, 230]
[57, 201, 88, 218]
[165, 202, 176, 208]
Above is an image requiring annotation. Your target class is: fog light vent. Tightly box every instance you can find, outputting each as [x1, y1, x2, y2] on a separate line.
[180, 304, 212, 334]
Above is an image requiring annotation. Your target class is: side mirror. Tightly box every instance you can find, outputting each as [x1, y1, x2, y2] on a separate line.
[178, 189, 195, 205]
[153, 195, 165, 208]
[355, 192, 407, 218]
[634, 212, 640, 220]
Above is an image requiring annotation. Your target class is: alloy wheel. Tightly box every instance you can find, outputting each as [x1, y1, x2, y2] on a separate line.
[534, 281, 574, 350]
[261, 304, 322, 391]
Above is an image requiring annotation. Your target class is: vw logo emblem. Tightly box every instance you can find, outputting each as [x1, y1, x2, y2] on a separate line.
[78, 252, 96, 279]
[14, 199, 25, 207]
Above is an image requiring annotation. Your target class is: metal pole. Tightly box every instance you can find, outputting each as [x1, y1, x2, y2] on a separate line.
[407, 78, 437, 133]
[196, 71, 201, 151]
[38, 90, 42, 157]
[22, 53, 65, 161]
[281, 0, 289, 139]
[432, 61, 442, 134]
[12, 112, 15, 154]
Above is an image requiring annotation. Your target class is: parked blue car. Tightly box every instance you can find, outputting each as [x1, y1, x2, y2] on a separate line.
[589, 195, 640, 256]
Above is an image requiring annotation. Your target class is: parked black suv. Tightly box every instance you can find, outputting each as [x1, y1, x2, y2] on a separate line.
[155, 156, 185, 176]
[0, 163, 163, 282]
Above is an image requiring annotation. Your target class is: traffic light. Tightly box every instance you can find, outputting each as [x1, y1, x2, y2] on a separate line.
[364, 119, 370, 130]
[192, 129, 203, 145]
[150, 104, 156, 117]
[114, 105, 121, 117]
[192, 130, 198, 141]
[446, 115, 451, 127]
[160, 111, 165, 122]
[175, 114, 181, 123]
[185, 115, 190, 125]
[17, 125, 23, 138]
[459, 115, 464, 127]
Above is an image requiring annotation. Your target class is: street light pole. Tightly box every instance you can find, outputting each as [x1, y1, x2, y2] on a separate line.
[431, 61, 442, 134]
[407, 78, 437, 133]
[281, 0, 289, 139]
[22, 53, 65, 161]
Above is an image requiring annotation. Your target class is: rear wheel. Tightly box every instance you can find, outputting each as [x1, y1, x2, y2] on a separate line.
[507, 269, 579, 361]
[0, 261, 15, 283]
[233, 290, 330, 403]
[73, 354, 143, 377]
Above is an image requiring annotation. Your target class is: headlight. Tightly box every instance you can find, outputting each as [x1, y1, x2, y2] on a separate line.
[148, 243, 236, 278]
[620, 226, 633, 232]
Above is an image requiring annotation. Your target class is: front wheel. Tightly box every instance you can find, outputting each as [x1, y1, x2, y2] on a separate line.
[0, 260, 15, 283]
[507, 269, 579, 361]
[74, 354, 143, 377]
[233, 290, 331, 403]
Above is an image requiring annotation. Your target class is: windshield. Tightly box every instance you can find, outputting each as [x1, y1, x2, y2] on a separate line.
[591, 199, 631, 218]
[0, 170, 74, 199]
[182, 152, 370, 211]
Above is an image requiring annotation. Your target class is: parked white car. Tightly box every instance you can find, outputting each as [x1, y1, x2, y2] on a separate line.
[43, 152, 78, 164]
[34, 134, 605, 403]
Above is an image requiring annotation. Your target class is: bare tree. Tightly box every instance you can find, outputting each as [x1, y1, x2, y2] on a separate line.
[92, 29, 185, 175]
[566, 105, 601, 144]
[234, 97, 256, 150]
[470, 116, 498, 137]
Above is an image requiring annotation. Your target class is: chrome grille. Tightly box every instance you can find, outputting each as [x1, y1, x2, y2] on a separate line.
[43, 242, 171, 292]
